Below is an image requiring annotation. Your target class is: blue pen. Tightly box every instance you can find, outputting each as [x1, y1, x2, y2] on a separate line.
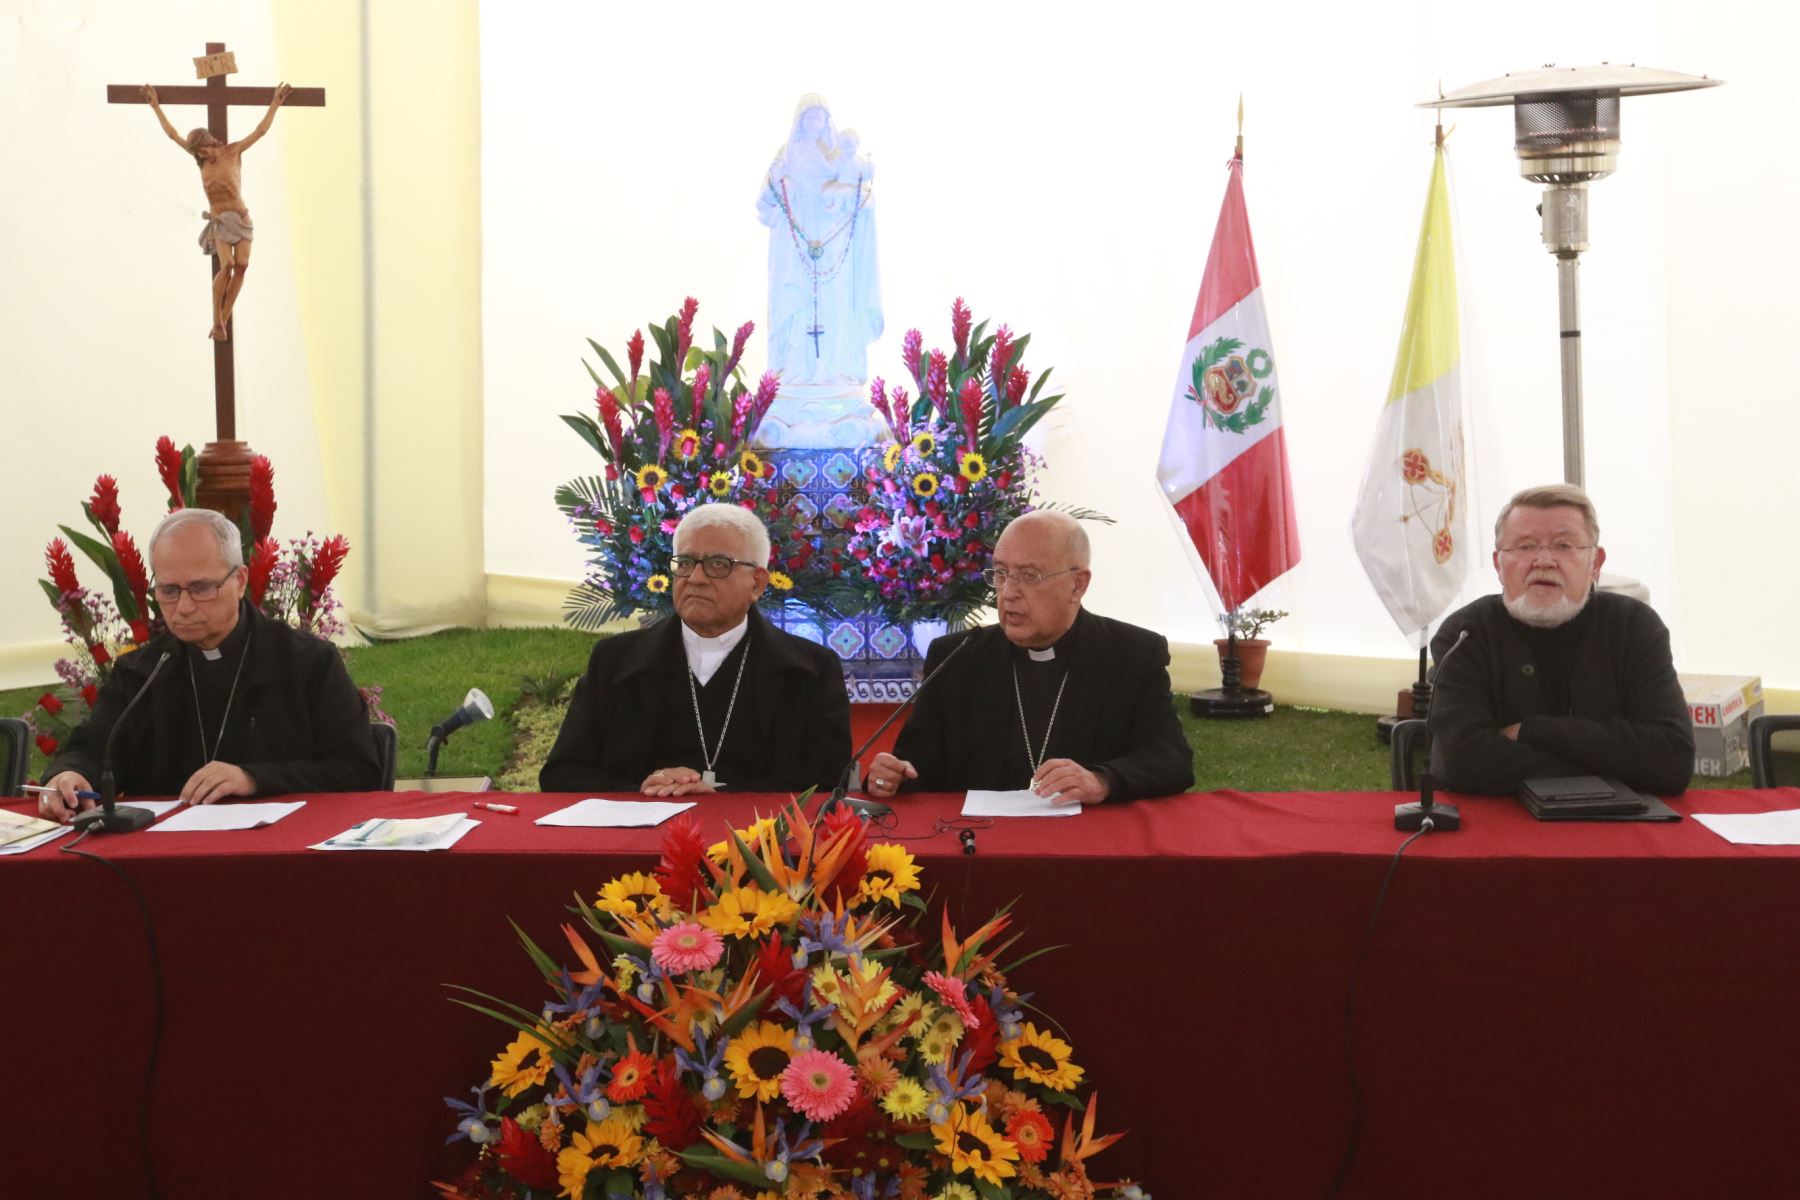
[23, 784, 103, 802]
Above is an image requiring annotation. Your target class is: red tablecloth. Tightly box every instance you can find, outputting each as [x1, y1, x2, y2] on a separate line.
[5, 786, 1800, 1198]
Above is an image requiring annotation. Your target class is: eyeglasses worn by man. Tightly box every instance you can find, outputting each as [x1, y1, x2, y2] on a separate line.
[862, 510, 1193, 805]
[37, 507, 382, 823]
[1426, 483, 1694, 796]
[539, 503, 851, 797]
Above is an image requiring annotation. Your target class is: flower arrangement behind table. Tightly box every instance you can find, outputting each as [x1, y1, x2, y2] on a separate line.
[845, 298, 1100, 627]
[558, 299, 810, 631]
[19, 437, 385, 777]
[439, 800, 1149, 1200]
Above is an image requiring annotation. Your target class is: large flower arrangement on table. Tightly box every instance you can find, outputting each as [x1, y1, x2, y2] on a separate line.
[20, 436, 378, 776]
[439, 801, 1148, 1200]
[558, 300, 807, 630]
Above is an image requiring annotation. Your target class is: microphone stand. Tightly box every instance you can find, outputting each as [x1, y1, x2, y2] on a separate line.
[1394, 629, 1469, 833]
[817, 633, 974, 822]
[74, 650, 173, 834]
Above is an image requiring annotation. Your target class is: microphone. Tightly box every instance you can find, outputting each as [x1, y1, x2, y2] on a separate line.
[1395, 629, 1470, 833]
[74, 650, 173, 833]
[958, 827, 977, 855]
[817, 631, 976, 821]
[426, 687, 494, 776]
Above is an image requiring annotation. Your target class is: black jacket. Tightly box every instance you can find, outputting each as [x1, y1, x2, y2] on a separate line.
[540, 608, 851, 794]
[892, 609, 1194, 801]
[47, 603, 380, 797]
[1427, 591, 1693, 796]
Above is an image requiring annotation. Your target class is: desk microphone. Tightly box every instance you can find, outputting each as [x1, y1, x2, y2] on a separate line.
[817, 631, 975, 821]
[75, 649, 172, 834]
[1395, 629, 1468, 833]
[959, 827, 977, 855]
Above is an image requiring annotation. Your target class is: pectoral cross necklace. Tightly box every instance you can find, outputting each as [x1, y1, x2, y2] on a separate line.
[686, 642, 750, 788]
[188, 624, 251, 766]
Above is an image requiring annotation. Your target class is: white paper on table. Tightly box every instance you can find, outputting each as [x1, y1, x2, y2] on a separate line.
[312, 814, 479, 851]
[536, 798, 696, 828]
[150, 800, 306, 832]
[962, 789, 1081, 818]
[0, 814, 71, 855]
[1693, 808, 1800, 846]
[130, 800, 186, 819]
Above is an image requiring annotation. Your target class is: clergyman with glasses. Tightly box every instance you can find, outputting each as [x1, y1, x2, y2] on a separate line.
[540, 504, 850, 796]
[1427, 483, 1692, 795]
[863, 510, 1193, 804]
[37, 508, 381, 823]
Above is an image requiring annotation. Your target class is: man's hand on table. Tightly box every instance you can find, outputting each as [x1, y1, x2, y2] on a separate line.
[1032, 758, 1110, 805]
[39, 770, 96, 824]
[864, 751, 917, 799]
[640, 767, 717, 797]
[181, 762, 256, 805]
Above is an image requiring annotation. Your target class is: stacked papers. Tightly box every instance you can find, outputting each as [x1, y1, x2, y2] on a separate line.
[313, 813, 478, 851]
[536, 799, 696, 828]
[962, 789, 1081, 818]
[0, 809, 68, 855]
[1693, 808, 1800, 846]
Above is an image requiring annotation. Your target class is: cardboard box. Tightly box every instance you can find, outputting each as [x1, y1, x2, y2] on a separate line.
[1680, 674, 1764, 777]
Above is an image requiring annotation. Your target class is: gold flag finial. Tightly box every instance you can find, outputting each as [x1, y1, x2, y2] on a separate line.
[1236, 94, 1244, 159]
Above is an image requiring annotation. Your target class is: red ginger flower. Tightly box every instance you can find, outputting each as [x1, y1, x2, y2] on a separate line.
[951, 297, 973, 367]
[641, 1058, 706, 1150]
[902, 328, 925, 387]
[247, 538, 279, 605]
[819, 803, 869, 904]
[154, 436, 185, 510]
[90, 644, 111, 666]
[248, 456, 277, 541]
[961, 993, 1000, 1073]
[958, 378, 984, 452]
[595, 387, 625, 460]
[990, 324, 1016, 384]
[731, 395, 753, 443]
[868, 376, 891, 432]
[751, 371, 780, 420]
[652, 388, 676, 462]
[308, 535, 349, 599]
[691, 364, 712, 426]
[627, 328, 645, 385]
[888, 385, 911, 443]
[926, 350, 949, 413]
[45, 538, 80, 594]
[129, 620, 151, 644]
[1007, 365, 1030, 407]
[37, 692, 63, 716]
[36, 734, 58, 757]
[82, 683, 98, 707]
[726, 320, 754, 377]
[492, 1116, 557, 1191]
[676, 296, 698, 363]
[89, 475, 122, 537]
[653, 812, 710, 910]
[112, 531, 150, 618]
[752, 932, 807, 1008]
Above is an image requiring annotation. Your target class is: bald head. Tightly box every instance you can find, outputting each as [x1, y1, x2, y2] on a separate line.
[991, 510, 1092, 648]
[1000, 510, 1090, 568]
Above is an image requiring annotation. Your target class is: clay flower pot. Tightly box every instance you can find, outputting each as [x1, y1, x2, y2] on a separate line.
[1214, 638, 1271, 690]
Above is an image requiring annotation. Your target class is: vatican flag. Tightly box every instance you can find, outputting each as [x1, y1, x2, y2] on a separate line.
[1350, 138, 1469, 640]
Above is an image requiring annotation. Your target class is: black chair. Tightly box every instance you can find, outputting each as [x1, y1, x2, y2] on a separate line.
[1749, 713, 1800, 788]
[371, 722, 398, 790]
[1, 717, 29, 798]
[1390, 718, 1431, 790]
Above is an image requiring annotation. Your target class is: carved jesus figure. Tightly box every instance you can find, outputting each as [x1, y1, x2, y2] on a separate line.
[142, 82, 291, 340]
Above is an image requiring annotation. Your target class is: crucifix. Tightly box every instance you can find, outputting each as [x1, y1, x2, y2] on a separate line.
[107, 43, 325, 519]
[806, 323, 825, 357]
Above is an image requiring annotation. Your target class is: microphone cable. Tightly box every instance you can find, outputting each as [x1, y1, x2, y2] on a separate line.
[61, 828, 165, 1200]
[1325, 821, 1432, 1200]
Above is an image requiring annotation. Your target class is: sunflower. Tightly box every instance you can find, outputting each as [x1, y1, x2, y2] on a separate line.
[595, 873, 671, 921]
[699, 886, 800, 939]
[607, 1048, 656, 1102]
[998, 1022, 1085, 1091]
[932, 1102, 1019, 1186]
[858, 843, 921, 905]
[883, 442, 904, 472]
[958, 451, 987, 483]
[768, 570, 794, 591]
[644, 573, 670, 594]
[708, 470, 735, 497]
[635, 463, 668, 492]
[556, 1114, 644, 1196]
[881, 1077, 929, 1120]
[675, 428, 701, 459]
[912, 472, 939, 498]
[489, 1029, 555, 1098]
[910, 431, 936, 457]
[724, 1020, 796, 1101]
[739, 450, 764, 476]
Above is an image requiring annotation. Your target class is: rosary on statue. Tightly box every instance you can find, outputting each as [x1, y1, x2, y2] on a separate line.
[767, 175, 865, 358]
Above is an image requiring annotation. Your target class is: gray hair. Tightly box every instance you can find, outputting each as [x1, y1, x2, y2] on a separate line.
[1493, 484, 1600, 547]
[673, 503, 771, 566]
[148, 507, 245, 571]
[1002, 509, 1091, 568]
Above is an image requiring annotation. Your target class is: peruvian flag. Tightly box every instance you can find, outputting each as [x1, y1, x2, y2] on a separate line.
[1156, 149, 1301, 613]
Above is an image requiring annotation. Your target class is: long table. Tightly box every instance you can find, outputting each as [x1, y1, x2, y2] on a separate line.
[5, 787, 1800, 1198]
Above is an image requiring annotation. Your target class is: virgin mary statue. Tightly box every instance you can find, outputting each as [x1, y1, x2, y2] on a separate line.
[754, 95, 885, 448]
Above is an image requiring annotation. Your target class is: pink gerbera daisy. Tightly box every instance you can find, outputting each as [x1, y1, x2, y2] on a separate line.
[650, 921, 724, 974]
[923, 970, 981, 1029]
[780, 1049, 858, 1121]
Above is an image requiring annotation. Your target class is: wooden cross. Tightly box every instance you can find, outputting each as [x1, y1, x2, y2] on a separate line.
[107, 42, 325, 519]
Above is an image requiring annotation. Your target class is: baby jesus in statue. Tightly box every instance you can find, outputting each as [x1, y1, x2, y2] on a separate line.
[142, 82, 291, 341]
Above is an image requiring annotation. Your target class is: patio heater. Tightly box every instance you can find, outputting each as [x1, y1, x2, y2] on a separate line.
[1420, 64, 1720, 488]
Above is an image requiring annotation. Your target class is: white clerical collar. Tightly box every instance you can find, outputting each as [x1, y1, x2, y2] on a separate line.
[1026, 646, 1056, 662]
[682, 617, 749, 686]
[201, 646, 224, 661]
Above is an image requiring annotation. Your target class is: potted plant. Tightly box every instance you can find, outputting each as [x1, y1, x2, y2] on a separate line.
[1215, 607, 1288, 690]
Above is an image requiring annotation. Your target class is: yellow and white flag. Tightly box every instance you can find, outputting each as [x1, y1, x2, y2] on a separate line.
[1350, 139, 1469, 639]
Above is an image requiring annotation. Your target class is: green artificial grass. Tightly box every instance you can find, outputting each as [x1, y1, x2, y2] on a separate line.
[1, 627, 1765, 791]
